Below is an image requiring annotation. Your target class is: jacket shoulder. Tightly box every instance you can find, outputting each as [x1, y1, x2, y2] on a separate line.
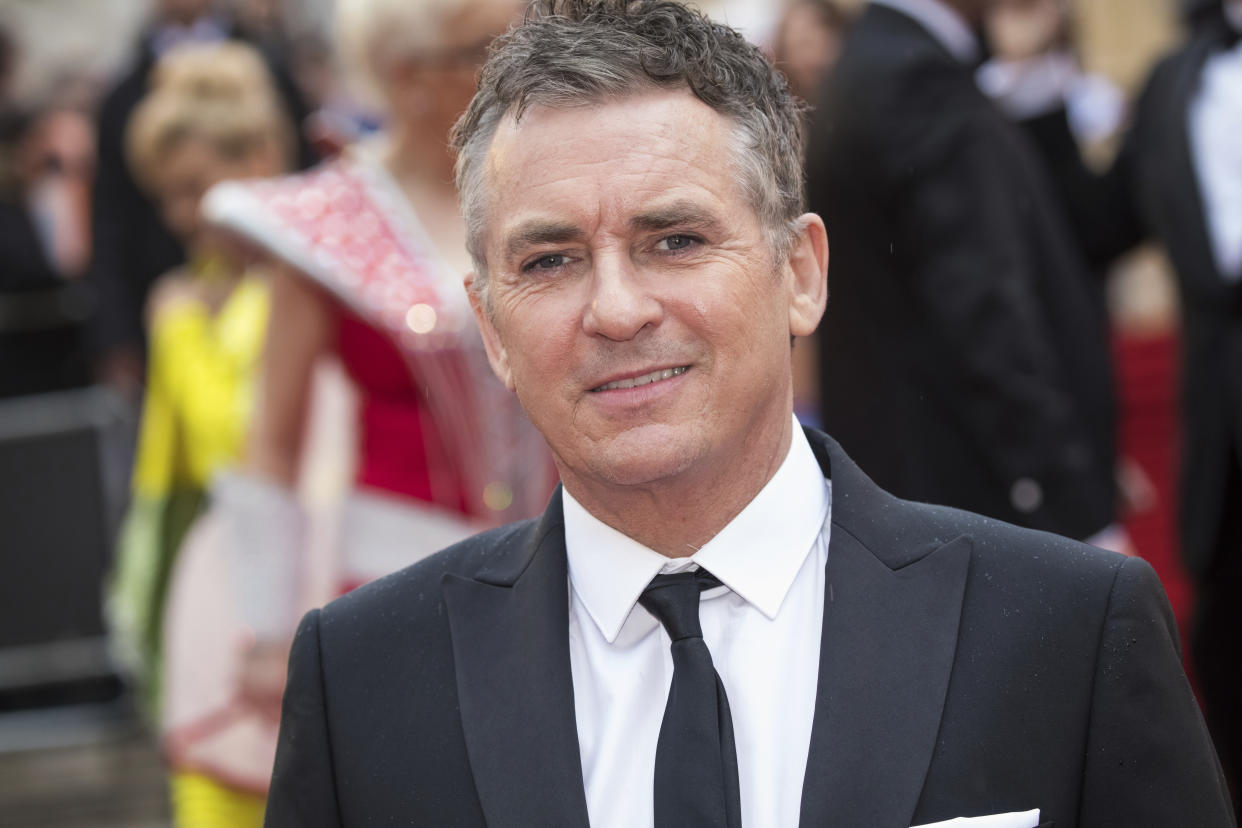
[317, 517, 542, 628]
[897, 497, 1131, 591]
[825, 16, 983, 169]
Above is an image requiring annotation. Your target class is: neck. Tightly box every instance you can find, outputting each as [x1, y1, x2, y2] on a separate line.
[185, 244, 244, 314]
[562, 413, 796, 558]
[382, 119, 459, 200]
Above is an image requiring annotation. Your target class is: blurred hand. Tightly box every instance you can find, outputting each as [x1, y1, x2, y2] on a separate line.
[238, 638, 291, 723]
[1117, 456, 1159, 517]
[97, 347, 144, 402]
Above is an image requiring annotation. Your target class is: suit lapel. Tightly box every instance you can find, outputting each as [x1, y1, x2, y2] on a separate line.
[442, 490, 591, 828]
[800, 431, 971, 828]
[444, 433, 969, 827]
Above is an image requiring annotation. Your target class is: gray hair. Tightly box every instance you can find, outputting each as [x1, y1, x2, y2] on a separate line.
[451, 0, 808, 303]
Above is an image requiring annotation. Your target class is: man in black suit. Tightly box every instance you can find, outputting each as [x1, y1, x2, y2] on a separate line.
[805, 0, 1117, 544]
[1003, 0, 1242, 809]
[1106, 3, 1242, 808]
[265, 2, 1233, 826]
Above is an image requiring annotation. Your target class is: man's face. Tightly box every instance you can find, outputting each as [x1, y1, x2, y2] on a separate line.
[470, 89, 825, 498]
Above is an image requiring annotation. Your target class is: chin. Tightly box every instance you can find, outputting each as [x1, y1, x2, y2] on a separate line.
[579, 424, 704, 489]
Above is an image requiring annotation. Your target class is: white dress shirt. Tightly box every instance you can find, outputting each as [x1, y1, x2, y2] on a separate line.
[564, 421, 832, 828]
[870, 0, 980, 65]
[1189, 36, 1242, 282]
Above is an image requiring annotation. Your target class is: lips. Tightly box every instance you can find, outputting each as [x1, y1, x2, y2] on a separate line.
[591, 366, 689, 392]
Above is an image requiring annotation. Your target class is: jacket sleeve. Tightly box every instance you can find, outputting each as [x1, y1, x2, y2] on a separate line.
[265, 609, 343, 828]
[1077, 557, 1235, 826]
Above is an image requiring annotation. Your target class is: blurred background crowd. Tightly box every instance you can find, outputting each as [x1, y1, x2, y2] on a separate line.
[0, 0, 1237, 825]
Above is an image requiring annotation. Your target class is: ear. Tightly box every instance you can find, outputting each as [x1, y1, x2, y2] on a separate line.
[465, 272, 515, 391]
[786, 213, 829, 337]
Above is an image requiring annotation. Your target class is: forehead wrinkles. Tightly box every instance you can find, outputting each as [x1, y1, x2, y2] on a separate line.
[485, 97, 740, 251]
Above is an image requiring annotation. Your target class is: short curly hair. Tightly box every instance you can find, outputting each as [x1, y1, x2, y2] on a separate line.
[451, 0, 808, 299]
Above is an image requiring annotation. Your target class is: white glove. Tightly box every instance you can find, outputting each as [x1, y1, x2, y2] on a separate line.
[212, 469, 307, 641]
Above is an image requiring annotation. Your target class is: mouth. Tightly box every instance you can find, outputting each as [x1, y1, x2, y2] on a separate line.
[591, 366, 689, 392]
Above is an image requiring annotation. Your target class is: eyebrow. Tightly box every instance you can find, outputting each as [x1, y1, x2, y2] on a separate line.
[630, 201, 723, 234]
[504, 220, 584, 260]
[501, 201, 724, 260]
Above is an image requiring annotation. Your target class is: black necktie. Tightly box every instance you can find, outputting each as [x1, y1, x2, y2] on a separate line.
[639, 569, 742, 828]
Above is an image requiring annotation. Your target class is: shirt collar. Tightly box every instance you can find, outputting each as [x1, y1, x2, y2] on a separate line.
[871, 0, 981, 64]
[564, 419, 831, 643]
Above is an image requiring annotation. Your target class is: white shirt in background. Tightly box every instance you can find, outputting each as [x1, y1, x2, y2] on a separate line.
[1190, 37, 1242, 282]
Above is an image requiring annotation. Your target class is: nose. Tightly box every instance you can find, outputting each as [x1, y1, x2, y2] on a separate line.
[581, 250, 663, 341]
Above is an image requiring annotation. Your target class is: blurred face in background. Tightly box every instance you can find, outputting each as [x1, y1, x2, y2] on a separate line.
[151, 136, 278, 246]
[984, 0, 1068, 60]
[773, 1, 845, 103]
[384, 1, 519, 136]
[157, 0, 217, 26]
[17, 108, 95, 191]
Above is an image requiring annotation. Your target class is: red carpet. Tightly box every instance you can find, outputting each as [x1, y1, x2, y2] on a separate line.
[1114, 330, 1196, 665]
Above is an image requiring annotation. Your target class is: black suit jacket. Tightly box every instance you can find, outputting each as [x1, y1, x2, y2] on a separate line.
[805, 5, 1115, 540]
[1022, 21, 1242, 577]
[266, 428, 1232, 828]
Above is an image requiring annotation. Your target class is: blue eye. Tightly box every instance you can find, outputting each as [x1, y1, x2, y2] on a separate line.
[524, 253, 567, 272]
[657, 234, 699, 252]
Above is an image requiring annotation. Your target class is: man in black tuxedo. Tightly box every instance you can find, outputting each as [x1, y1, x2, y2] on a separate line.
[1004, 0, 1242, 809]
[1103, 3, 1242, 808]
[805, 0, 1117, 544]
[265, 2, 1233, 826]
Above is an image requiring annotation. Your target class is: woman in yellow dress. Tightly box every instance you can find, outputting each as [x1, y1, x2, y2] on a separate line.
[103, 42, 292, 827]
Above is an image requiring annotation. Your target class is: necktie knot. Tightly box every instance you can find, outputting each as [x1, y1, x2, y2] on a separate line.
[639, 569, 722, 642]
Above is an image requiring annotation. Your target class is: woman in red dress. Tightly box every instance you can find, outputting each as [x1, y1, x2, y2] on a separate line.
[160, 0, 547, 806]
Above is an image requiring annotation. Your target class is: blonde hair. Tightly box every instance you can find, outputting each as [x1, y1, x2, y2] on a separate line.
[126, 42, 292, 192]
[334, 0, 495, 104]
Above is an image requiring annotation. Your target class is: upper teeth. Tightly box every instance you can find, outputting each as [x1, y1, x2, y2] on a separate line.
[596, 366, 687, 391]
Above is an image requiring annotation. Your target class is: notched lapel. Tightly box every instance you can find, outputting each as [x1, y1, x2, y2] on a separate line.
[800, 527, 971, 828]
[442, 496, 591, 828]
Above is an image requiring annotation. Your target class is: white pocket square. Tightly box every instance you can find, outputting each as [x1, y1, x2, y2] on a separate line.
[911, 809, 1041, 828]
